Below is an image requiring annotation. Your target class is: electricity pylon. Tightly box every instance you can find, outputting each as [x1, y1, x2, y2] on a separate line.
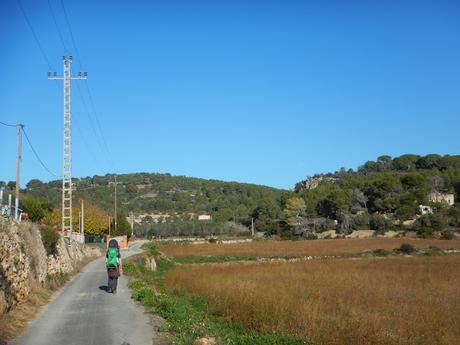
[48, 56, 87, 237]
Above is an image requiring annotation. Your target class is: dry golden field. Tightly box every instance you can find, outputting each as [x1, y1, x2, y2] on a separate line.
[160, 238, 460, 258]
[165, 255, 460, 345]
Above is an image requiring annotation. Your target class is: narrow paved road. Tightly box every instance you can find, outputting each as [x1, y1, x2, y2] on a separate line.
[11, 243, 154, 345]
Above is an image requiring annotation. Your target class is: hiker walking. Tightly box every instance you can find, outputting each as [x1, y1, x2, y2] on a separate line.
[106, 238, 122, 293]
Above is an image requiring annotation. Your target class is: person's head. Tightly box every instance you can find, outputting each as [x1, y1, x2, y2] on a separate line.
[108, 239, 119, 249]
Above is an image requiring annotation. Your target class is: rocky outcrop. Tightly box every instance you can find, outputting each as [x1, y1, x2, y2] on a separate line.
[0, 218, 101, 314]
[145, 257, 157, 271]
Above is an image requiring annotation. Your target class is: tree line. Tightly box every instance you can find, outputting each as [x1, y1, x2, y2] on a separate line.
[284, 154, 460, 238]
[2, 154, 459, 238]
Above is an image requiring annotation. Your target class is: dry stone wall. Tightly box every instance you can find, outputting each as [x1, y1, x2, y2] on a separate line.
[0, 218, 101, 314]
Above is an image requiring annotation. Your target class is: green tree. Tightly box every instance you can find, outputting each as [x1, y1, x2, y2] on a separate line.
[21, 196, 49, 222]
[26, 179, 44, 190]
[416, 154, 442, 170]
[316, 188, 349, 219]
[113, 209, 132, 236]
[252, 199, 282, 233]
[366, 174, 402, 213]
[369, 214, 393, 233]
[377, 155, 393, 170]
[415, 212, 447, 237]
[392, 154, 420, 171]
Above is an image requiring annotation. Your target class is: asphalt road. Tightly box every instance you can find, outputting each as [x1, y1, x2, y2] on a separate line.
[11, 243, 154, 345]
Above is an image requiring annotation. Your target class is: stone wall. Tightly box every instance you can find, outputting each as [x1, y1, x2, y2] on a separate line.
[0, 218, 101, 314]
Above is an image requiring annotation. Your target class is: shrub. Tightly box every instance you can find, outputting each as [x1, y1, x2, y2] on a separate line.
[372, 249, 392, 257]
[353, 213, 370, 230]
[142, 241, 160, 256]
[447, 205, 460, 226]
[399, 243, 416, 254]
[423, 246, 444, 256]
[305, 233, 318, 240]
[40, 227, 60, 255]
[441, 230, 454, 240]
[415, 213, 448, 237]
[21, 196, 49, 222]
[369, 214, 392, 233]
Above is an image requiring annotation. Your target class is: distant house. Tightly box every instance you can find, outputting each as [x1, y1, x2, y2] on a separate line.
[428, 192, 455, 206]
[198, 214, 211, 221]
[419, 205, 433, 215]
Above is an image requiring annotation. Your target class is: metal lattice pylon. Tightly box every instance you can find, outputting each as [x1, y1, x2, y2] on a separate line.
[48, 56, 87, 237]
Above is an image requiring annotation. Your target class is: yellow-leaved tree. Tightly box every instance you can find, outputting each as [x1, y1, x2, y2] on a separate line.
[284, 197, 307, 228]
[42, 200, 108, 236]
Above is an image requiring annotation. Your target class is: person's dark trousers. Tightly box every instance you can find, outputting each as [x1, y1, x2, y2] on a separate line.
[107, 267, 119, 293]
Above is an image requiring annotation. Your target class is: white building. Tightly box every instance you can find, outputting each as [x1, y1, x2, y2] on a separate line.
[428, 192, 455, 206]
[198, 214, 211, 221]
[419, 205, 433, 215]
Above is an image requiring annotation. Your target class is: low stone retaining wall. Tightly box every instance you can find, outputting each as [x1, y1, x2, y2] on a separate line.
[0, 218, 101, 314]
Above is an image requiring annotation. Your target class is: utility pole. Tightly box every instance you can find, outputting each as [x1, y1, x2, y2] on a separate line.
[251, 217, 254, 237]
[114, 175, 118, 233]
[48, 56, 87, 237]
[80, 199, 84, 235]
[129, 211, 134, 237]
[8, 194, 12, 218]
[108, 216, 111, 236]
[109, 175, 121, 234]
[15, 124, 24, 221]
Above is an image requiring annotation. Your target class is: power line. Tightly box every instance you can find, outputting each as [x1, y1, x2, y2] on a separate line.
[74, 82, 111, 167]
[21, 127, 61, 178]
[73, 115, 103, 171]
[18, 0, 114, 182]
[60, 0, 83, 68]
[17, 0, 108, 166]
[59, 0, 116, 171]
[0, 121, 17, 127]
[45, 0, 108, 170]
[83, 82, 114, 165]
[16, 0, 52, 70]
[47, 0, 69, 53]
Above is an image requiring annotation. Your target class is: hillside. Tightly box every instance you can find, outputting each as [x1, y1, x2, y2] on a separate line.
[289, 154, 460, 237]
[2, 153, 459, 238]
[17, 173, 286, 226]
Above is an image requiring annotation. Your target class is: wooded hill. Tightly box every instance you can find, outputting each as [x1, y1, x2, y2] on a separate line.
[16, 173, 286, 226]
[288, 154, 460, 237]
[2, 153, 459, 237]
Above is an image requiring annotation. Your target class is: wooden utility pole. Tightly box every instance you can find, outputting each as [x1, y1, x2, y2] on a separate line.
[15, 124, 24, 220]
[251, 217, 254, 237]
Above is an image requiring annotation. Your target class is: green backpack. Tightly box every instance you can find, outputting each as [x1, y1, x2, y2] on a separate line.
[107, 247, 119, 268]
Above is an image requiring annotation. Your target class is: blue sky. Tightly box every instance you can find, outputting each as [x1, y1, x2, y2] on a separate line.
[0, 0, 459, 190]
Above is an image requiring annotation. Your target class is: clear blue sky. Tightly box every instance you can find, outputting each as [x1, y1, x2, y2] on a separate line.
[0, 0, 459, 190]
